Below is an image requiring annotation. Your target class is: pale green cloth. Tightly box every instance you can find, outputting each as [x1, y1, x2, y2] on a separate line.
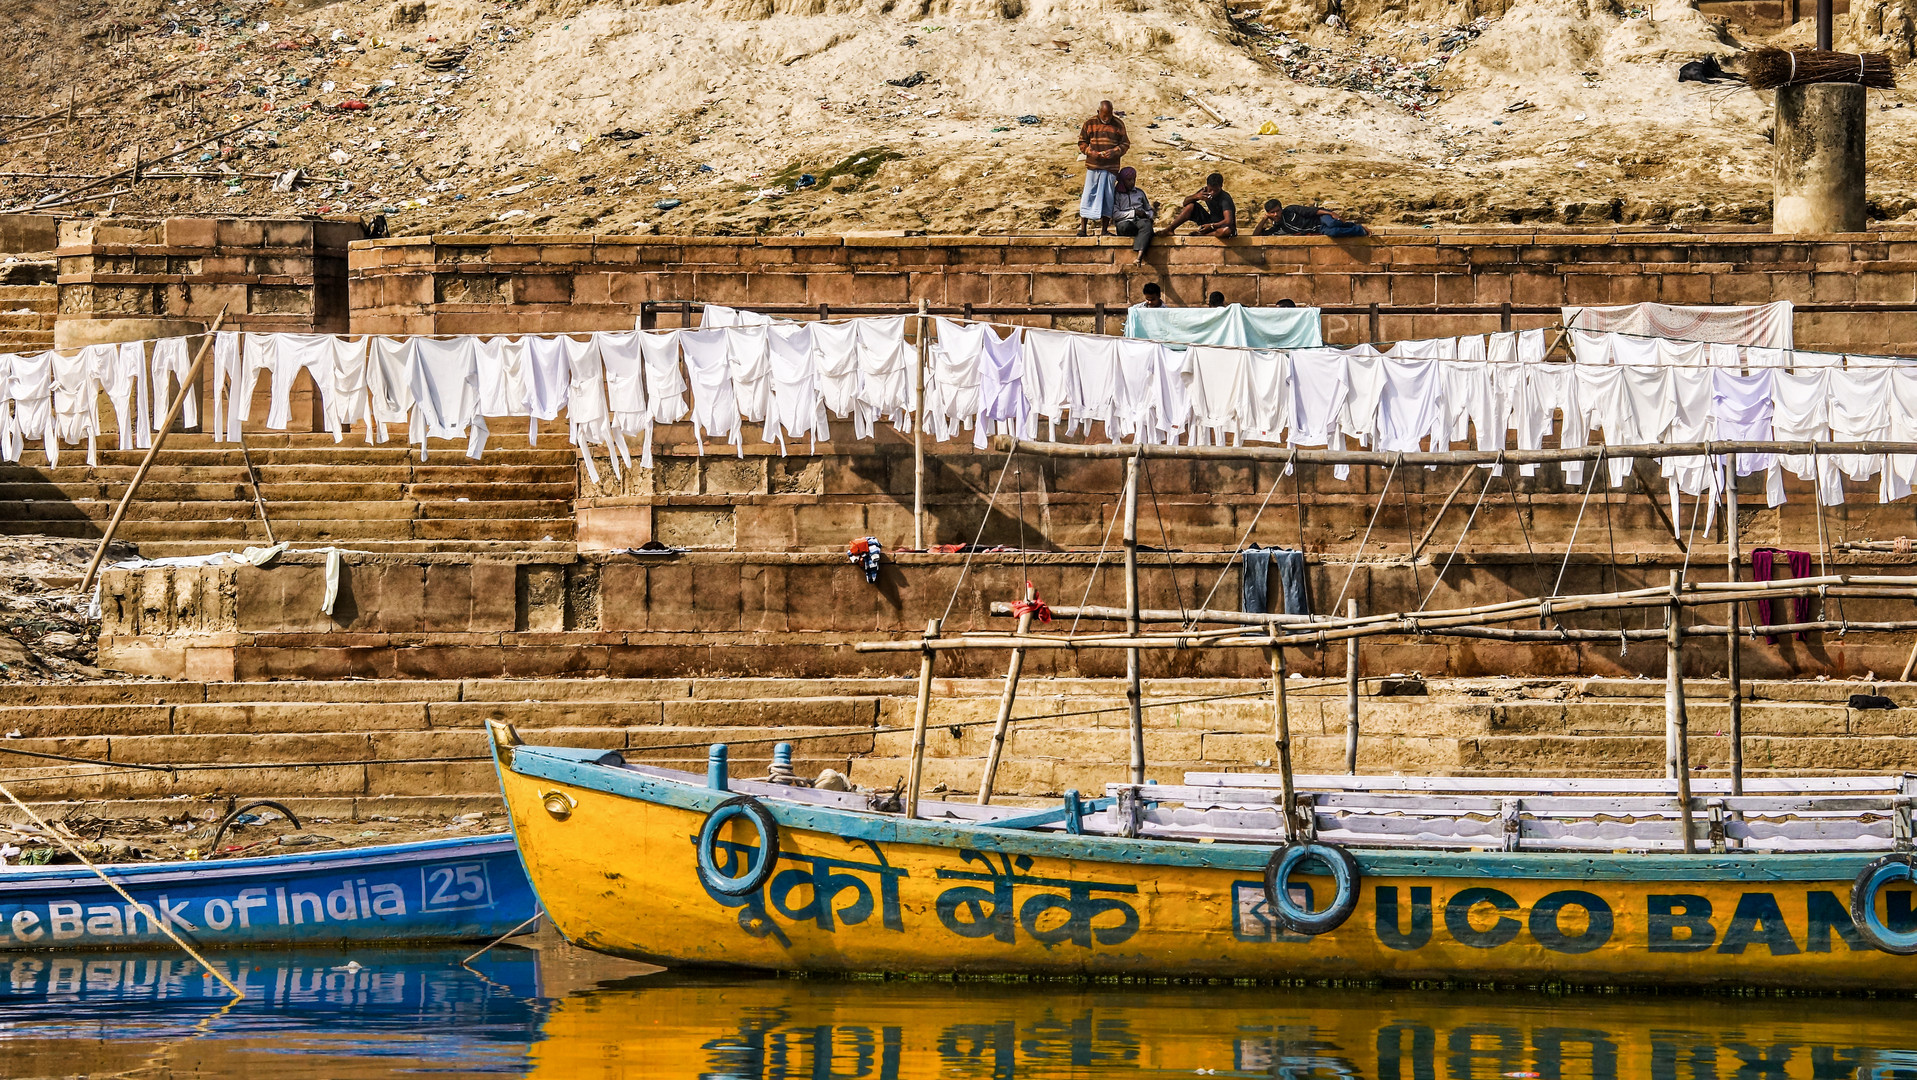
[1124, 304, 1323, 349]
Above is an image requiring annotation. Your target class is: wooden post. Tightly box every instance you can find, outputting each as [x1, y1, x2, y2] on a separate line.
[1368, 301, 1381, 345]
[977, 586, 1035, 805]
[1123, 454, 1145, 785]
[914, 298, 929, 550]
[80, 311, 225, 594]
[237, 434, 276, 545]
[1500, 302, 1513, 333]
[905, 617, 940, 819]
[638, 302, 655, 331]
[1095, 302, 1108, 336]
[1345, 597, 1360, 774]
[1667, 570, 1697, 854]
[1268, 639, 1298, 841]
[1725, 454, 1743, 797]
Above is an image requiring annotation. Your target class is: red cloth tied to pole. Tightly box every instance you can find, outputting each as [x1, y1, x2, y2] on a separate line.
[1011, 583, 1053, 624]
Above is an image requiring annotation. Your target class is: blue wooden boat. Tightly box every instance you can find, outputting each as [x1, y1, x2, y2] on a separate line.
[0, 834, 537, 950]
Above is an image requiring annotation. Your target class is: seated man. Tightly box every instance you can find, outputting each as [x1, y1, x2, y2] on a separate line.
[1133, 282, 1165, 308]
[1157, 172, 1237, 239]
[1252, 199, 1284, 236]
[1110, 167, 1157, 264]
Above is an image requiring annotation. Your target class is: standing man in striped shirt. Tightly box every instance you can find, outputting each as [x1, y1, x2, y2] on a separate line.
[1076, 100, 1130, 238]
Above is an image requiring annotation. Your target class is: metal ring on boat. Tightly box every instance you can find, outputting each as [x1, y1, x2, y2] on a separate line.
[1262, 841, 1361, 936]
[696, 795, 781, 897]
[1850, 853, 1917, 954]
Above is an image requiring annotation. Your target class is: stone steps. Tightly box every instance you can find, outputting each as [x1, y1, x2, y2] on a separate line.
[3, 676, 1912, 812]
[0, 435, 580, 548]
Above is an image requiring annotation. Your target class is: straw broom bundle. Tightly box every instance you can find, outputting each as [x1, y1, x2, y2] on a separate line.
[1743, 46, 1896, 90]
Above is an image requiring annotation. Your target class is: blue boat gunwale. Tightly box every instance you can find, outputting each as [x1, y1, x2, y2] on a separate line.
[504, 744, 1882, 883]
[0, 833, 521, 893]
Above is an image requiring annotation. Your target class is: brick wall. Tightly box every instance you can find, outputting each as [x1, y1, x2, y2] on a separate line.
[347, 229, 1917, 353]
[57, 216, 366, 340]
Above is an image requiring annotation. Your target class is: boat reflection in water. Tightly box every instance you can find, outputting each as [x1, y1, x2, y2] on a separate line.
[529, 976, 1917, 1080]
[11, 949, 1917, 1078]
[0, 946, 545, 1078]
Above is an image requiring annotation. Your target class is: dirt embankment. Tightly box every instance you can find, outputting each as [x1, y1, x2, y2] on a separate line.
[0, 0, 1915, 234]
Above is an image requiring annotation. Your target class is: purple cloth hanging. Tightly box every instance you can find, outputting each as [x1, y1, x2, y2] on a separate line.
[1751, 547, 1815, 642]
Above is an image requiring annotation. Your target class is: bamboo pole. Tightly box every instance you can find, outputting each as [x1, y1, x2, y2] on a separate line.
[80, 310, 226, 595]
[1123, 454, 1145, 786]
[913, 298, 929, 550]
[1667, 571, 1697, 854]
[0, 779, 243, 998]
[904, 617, 939, 819]
[990, 436, 1917, 466]
[1267, 638, 1298, 841]
[237, 433, 277, 545]
[1412, 468, 1479, 558]
[1345, 597, 1360, 774]
[977, 587, 1034, 805]
[1725, 455, 1744, 796]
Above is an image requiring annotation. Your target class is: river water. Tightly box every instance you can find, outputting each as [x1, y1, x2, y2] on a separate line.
[6, 939, 1916, 1079]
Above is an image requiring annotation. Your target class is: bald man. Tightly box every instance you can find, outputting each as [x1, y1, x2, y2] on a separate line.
[1076, 100, 1130, 237]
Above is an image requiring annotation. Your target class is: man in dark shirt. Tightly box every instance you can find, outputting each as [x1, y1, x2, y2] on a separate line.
[1156, 172, 1236, 239]
[1252, 198, 1284, 236]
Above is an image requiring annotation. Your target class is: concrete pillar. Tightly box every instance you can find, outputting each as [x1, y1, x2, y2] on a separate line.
[1772, 83, 1867, 233]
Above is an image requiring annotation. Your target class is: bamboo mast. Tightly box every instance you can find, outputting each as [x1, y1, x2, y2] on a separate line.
[1725, 454, 1744, 796]
[1345, 597, 1360, 773]
[977, 586, 1034, 805]
[1123, 453, 1145, 785]
[1267, 636, 1298, 841]
[904, 617, 939, 818]
[1667, 571, 1697, 853]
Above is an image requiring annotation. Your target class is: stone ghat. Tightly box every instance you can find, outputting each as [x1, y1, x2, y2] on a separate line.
[349, 229, 1917, 354]
[97, 546, 1917, 682]
[3, 675, 1915, 817]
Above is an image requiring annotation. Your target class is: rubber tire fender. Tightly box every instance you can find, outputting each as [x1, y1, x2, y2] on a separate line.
[1850, 853, 1917, 954]
[1262, 841, 1361, 936]
[695, 795, 781, 897]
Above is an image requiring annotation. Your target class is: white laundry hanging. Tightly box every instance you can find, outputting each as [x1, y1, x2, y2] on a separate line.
[1884, 367, 1917, 502]
[1575, 365, 1675, 488]
[1507, 362, 1572, 479]
[1111, 339, 1169, 444]
[596, 330, 651, 466]
[6, 351, 53, 464]
[1441, 360, 1502, 455]
[148, 337, 196, 429]
[976, 326, 1029, 449]
[1829, 366, 1892, 494]
[811, 321, 866, 435]
[679, 327, 740, 456]
[1374, 358, 1448, 461]
[522, 334, 570, 447]
[1285, 348, 1351, 478]
[855, 317, 914, 432]
[259, 333, 346, 437]
[766, 321, 828, 451]
[1239, 349, 1288, 444]
[1019, 329, 1077, 439]
[365, 336, 417, 445]
[926, 320, 983, 446]
[1662, 366, 1720, 537]
[1179, 345, 1247, 446]
[1068, 335, 1122, 438]
[1386, 337, 1458, 361]
[727, 325, 774, 427]
[99, 341, 152, 450]
[561, 333, 620, 475]
[50, 348, 97, 467]
[1710, 368, 1779, 504]
[1569, 329, 1612, 365]
[210, 331, 243, 442]
[475, 335, 531, 421]
[1341, 349, 1383, 450]
[1770, 367, 1840, 505]
[324, 335, 374, 443]
[411, 336, 489, 460]
[640, 329, 689, 430]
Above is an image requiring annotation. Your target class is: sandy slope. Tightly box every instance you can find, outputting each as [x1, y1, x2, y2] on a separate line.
[0, 0, 1913, 235]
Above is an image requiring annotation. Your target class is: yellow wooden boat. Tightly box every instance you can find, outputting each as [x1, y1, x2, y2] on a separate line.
[490, 721, 1917, 991]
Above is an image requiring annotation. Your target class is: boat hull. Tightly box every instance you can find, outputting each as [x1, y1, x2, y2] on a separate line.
[0, 835, 537, 950]
[499, 746, 1917, 990]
